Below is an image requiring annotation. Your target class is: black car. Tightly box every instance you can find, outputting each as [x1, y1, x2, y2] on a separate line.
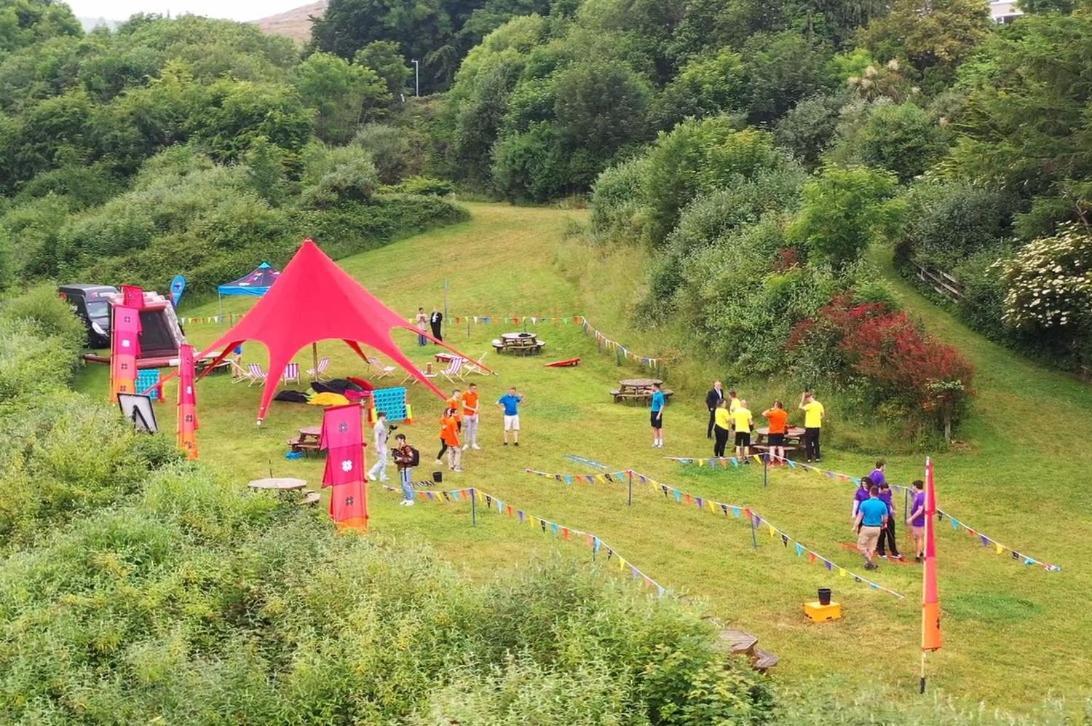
[58, 284, 118, 349]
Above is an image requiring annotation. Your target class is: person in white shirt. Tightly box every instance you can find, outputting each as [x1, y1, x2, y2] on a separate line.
[367, 411, 390, 482]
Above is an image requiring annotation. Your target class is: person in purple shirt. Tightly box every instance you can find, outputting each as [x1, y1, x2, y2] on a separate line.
[907, 479, 926, 562]
[875, 481, 901, 559]
[851, 475, 872, 529]
[870, 460, 886, 487]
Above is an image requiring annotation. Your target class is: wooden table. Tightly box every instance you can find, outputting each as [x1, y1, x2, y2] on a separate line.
[492, 332, 545, 355]
[288, 425, 322, 455]
[754, 426, 806, 445]
[248, 477, 307, 491]
[611, 378, 673, 404]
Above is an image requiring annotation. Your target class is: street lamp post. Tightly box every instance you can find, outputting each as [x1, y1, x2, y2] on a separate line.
[411, 59, 420, 97]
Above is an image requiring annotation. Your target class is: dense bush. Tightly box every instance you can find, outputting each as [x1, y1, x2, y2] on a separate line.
[0, 285, 86, 403]
[997, 222, 1092, 371]
[829, 101, 949, 182]
[788, 295, 974, 437]
[895, 181, 1012, 268]
[789, 165, 901, 269]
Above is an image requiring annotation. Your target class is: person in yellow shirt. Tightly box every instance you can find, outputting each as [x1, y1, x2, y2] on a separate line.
[799, 391, 825, 463]
[713, 400, 731, 458]
[732, 399, 754, 462]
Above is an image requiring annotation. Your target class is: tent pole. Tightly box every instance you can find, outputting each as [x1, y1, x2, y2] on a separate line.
[218, 293, 223, 324]
[312, 342, 318, 381]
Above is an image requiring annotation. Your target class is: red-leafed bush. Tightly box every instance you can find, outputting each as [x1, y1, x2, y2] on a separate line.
[789, 295, 974, 439]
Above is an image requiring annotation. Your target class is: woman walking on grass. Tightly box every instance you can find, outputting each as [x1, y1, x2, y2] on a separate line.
[436, 407, 463, 473]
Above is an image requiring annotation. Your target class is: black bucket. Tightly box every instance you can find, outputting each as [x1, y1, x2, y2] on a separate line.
[818, 588, 832, 606]
[432, 471, 443, 484]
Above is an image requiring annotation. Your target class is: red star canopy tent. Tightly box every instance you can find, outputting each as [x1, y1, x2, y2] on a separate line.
[191, 239, 487, 423]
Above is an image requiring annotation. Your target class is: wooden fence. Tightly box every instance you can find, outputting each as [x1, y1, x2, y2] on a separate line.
[910, 261, 964, 302]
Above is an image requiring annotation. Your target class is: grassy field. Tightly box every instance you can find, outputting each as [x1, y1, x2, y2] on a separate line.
[76, 202, 1092, 714]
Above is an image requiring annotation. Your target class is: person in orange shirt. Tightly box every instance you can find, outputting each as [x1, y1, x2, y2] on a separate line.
[437, 407, 463, 473]
[762, 400, 789, 465]
[461, 382, 480, 451]
[446, 389, 463, 424]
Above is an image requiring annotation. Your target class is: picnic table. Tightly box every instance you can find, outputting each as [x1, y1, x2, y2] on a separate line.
[492, 332, 546, 356]
[287, 425, 322, 455]
[248, 477, 307, 491]
[754, 426, 806, 445]
[611, 378, 674, 404]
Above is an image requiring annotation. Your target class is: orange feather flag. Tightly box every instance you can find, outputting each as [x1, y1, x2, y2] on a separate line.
[920, 457, 942, 692]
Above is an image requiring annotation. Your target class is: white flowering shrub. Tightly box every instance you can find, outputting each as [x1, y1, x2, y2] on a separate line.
[998, 223, 1092, 367]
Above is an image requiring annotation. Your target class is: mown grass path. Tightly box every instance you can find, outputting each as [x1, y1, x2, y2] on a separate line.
[78, 202, 1092, 711]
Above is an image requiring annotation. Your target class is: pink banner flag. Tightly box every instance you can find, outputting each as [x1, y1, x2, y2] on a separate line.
[320, 403, 368, 530]
[109, 286, 144, 402]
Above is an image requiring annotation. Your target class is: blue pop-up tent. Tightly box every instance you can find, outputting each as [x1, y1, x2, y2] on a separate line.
[217, 262, 280, 318]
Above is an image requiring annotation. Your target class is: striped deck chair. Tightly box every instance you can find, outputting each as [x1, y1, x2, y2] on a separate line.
[306, 356, 330, 381]
[465, 351, 492, 376]
[246, 363, 267, 386]
[369, 356, 397, 379]
[282, 362, 301, 385]
[440, 356, 466, 383]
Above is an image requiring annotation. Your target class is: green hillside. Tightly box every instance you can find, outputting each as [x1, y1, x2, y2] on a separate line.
[75, 203, 1091, 715]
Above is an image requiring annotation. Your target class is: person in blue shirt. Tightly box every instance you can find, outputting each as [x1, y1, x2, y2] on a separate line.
[649, 382, 666, 448]
[497, 387, 524, 446]
[853, 485, 889, 570]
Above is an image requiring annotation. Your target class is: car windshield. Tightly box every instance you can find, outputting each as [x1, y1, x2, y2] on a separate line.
[86, 301, 109, 319]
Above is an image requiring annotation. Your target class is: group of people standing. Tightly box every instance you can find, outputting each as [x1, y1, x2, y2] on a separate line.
[702, 382, 825, 463]
[365, 383, 526, 506]
[851, 460, 928, 569]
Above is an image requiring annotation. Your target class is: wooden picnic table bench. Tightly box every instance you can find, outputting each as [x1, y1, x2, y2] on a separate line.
[288, 425, 322, 455]
[611, 378, 673, 404]
[492, 332, 546, 355]
[754, 426, 806, 445]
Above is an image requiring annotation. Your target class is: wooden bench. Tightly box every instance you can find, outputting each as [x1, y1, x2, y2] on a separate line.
[492, 338, 546, 356]
[752, 445, 798, 463]
[299, 491, 321, 506]
[751, 648, 779, 673]
[719, 629, 758, 656]
[717, 627, 778, 674]
[610, 389, 674, 404]
[287, 438, 321, 456]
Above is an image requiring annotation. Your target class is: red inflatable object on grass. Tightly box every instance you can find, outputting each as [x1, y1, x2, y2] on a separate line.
[545, 357, 581, 368]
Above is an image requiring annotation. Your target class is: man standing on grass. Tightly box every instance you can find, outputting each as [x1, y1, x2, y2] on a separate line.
[430, 308, 443, 342]
[854, 485, 888, 570]
[461, 382, 481, 450]
[498, 386, 523, 446]
[705, 381, 725, 438]
[875, 481, 902, 560]
[415, 307, 428, 346]
[367, 411, 389, 483]
[732, 399, 754, 462]
[799, 391, 825, 462]
[650, 382, 665, 448]
[870, 460, 887, 487]
[907, 479, 926, 561]
[762, 400, 788, 464]
[392, 433, 418, 506]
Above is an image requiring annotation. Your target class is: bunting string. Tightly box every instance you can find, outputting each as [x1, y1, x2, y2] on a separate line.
[533, 463, 905, 598]
[382, 484, 668, 597]
[452, 314, 669, 375]
[668, 455, 1061, 573]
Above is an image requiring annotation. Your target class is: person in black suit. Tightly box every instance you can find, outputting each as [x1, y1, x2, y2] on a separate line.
[430, 309, 443, 342]
[705, 380, 725, 438]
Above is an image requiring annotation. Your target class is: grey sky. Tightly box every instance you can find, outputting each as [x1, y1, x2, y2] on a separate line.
[65, 0, 308, 22]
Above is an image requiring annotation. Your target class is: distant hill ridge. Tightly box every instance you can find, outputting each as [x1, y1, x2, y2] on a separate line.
[252, 0, 326, 43]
